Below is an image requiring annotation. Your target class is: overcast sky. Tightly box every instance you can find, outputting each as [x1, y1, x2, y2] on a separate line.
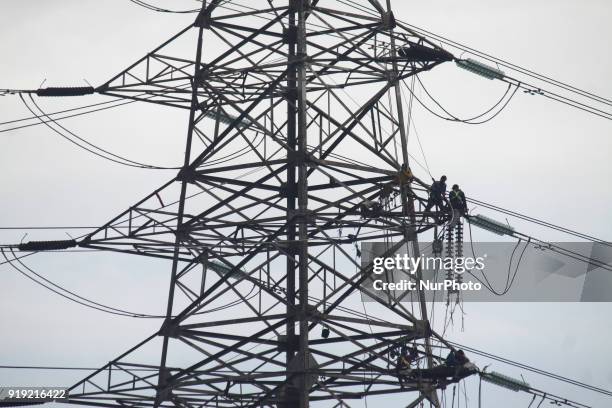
[1, 1, 611, 407]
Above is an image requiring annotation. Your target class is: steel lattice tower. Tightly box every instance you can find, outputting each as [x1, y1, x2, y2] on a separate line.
[51, 0, 459, 407]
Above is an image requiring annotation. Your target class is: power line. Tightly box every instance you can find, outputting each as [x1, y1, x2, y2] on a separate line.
[128, 0, 200, 14]
[1, 247, 259, 318]
[0, 365, 160, 372]
[410, 75, 520, 124]
[413, 186, 611, 247]
[465, 221, 530, 296]
[394, 19, 612, 108]
[449, 340, 612, 398]
[0, 226, 127, 230]
[1, 248, 165, 318]
[339, 0, 612, 120]
[466, 195, 612, 247]
[20, 94, 181, 170]
[501, 76, 612, 121]
[0, 98, 132, 130]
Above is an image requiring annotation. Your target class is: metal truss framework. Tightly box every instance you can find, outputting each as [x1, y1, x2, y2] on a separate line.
[55, 1, 460, 407]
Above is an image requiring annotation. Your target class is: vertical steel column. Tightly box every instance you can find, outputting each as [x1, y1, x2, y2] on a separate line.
[285, 0, 298, 405]
[153, 19, 205, 408]
[295, 1, 310, 407]
[384, 0, 439, 406]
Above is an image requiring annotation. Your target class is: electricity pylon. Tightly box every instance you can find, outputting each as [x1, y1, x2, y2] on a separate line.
[32, 1, 459, 406]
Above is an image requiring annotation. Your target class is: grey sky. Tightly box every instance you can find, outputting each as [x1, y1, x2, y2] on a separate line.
[1, 0, 611, 407]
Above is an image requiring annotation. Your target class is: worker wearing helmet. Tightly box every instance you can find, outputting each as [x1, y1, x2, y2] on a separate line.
[449, 184, 467, 215]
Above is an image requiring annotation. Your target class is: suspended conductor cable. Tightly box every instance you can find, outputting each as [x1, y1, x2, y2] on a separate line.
[0, 98, 136, 133]
[465, 221, 530, 296]
[394, 18, 612, 108]
[128, 0, 200, 13]
[416, 74, 517, 122]
[449, 340, 612, 397]
[403, 76, 519, 124]
[1, 248, 258, 318]
[1, 248, 161, 318]
[20, 94, 180, 169]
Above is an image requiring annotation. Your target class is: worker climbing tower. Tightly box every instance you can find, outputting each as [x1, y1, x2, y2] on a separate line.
[11, 1, 465, 407]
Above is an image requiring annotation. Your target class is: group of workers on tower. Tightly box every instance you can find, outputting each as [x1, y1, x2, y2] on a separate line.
[424, 175, 467, 216]
[360, 173, 467, 221]
[395, 347, 478, 386]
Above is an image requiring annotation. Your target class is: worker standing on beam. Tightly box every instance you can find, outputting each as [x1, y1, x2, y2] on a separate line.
[424, 175, 448, 215]
[449, 184, 467, 215]
[448, 184, 467, 229]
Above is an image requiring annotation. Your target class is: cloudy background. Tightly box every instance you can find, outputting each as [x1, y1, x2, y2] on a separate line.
[1, 0, 611, 407]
